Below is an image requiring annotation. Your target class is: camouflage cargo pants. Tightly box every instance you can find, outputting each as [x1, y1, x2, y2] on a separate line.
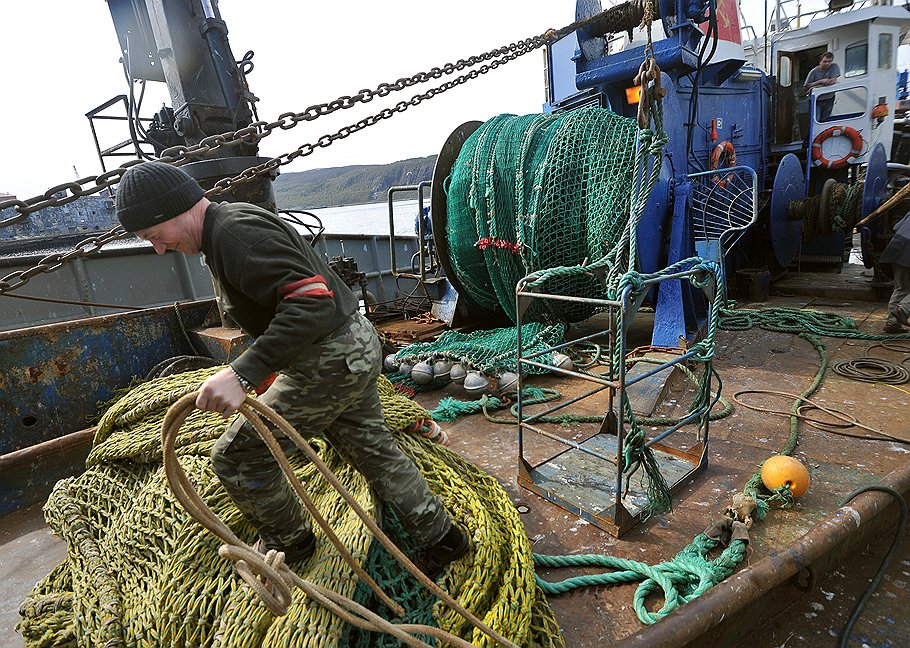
[887, 264, 910, 325]
[211, 311, 452, 548]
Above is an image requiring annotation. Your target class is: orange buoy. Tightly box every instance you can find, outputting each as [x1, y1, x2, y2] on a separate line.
[760, 455, 810, 497]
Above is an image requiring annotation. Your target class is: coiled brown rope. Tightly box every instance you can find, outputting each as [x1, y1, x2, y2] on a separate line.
[831, 358, 910, 384]
[161, 391, 519, 648]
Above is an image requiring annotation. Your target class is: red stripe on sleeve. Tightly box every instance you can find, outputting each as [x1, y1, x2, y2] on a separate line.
[284, 287, 334, 299]
[278, 275, 329, 297]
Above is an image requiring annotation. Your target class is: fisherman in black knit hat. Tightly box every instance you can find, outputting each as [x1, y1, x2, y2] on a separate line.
[115, 161, 468, 576]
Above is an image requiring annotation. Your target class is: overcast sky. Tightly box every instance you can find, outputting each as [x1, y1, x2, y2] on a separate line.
[0, 1, 906, 199]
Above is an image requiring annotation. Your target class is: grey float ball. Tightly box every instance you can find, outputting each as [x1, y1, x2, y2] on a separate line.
[552, 352, 573, 371]
[463, 371, 489, 396]
[432, 359, 453, 382]
[383, 353, 399, 373]
[411, 361, 435, 385]
[450, 363, 467, 385]
[497, 371, 520, 394]
[398, 362, 414, 376]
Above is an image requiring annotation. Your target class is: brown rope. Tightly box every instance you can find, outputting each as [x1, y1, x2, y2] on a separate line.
[161, 392, 519, 648]
[731, 389, 907, 444]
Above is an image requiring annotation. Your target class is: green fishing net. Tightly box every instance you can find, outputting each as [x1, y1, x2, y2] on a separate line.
[446, 107, 639, 324]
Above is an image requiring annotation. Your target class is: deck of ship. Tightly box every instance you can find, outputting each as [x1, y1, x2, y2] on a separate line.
[2, 264, 909, 648]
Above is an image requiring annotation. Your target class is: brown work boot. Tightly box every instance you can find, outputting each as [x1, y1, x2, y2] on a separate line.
[252, 531, 316, 564]
[883, 320, 907, 334]
[413, 525, 470, 580]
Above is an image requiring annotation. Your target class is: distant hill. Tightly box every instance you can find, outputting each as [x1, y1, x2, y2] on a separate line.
[273, 155, 437, 209]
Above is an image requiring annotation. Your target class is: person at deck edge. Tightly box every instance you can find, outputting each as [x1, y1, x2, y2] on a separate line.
[114, 161, 469, 577]
[880, 207, 910, 334]
[804, 52, 840, 123]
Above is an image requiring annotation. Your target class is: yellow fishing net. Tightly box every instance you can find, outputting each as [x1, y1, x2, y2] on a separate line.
[18, 367, 564, 648]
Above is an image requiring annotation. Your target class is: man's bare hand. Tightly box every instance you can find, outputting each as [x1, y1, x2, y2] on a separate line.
[196, 367, 248, 417]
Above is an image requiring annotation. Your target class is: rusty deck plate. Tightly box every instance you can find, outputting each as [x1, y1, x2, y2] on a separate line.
[376, 315, 448, 344]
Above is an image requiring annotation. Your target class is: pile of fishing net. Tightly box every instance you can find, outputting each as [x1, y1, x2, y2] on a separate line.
[17, 367, 564, 647]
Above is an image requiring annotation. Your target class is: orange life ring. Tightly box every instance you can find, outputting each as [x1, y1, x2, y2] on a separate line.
[709, 140, 736, 188]
[811, 126, 863, 169]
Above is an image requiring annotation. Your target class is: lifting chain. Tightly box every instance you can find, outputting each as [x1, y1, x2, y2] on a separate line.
[204, 39, 549, 197]
[0, 30, 560, 228]
[0, 229, 127, 293]
[0, 8, 620, 295]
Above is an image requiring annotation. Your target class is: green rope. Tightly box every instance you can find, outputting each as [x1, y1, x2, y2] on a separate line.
[533, 533, 747, 625]
[740, 331, 826, 519]
[532, 302, 895, 623]
[718, 306, 910, 341]
[432, 394, 505, 423]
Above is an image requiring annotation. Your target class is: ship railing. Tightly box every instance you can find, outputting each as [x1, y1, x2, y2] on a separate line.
[688, 165, 759, 260]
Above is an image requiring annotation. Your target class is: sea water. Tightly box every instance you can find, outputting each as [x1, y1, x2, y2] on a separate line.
[299, 198, 426, 237]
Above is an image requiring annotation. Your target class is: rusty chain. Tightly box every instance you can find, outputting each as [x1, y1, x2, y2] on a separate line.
[0, 29, 560, 227]
[0, 228, 128, 292]
[204, 38, 546, 197]
[0, 13, 596, 296]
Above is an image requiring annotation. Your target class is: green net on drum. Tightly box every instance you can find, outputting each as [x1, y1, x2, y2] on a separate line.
[405, 108, 639, 377]
[446, 108, 639, 325]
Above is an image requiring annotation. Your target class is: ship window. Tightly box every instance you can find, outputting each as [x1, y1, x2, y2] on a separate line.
[816, 86, 867, 123]
[844, 42, 868, 78]
[878, 33, 893, 70]
[778, 55, 792, 87]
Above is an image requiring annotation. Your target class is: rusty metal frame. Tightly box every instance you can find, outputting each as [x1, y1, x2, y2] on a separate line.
[514, 268, 715, 537]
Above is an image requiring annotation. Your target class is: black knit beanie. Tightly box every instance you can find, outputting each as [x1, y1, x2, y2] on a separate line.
[115, 162, 205, 232]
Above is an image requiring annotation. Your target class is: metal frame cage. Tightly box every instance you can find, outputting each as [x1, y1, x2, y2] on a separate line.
[514, 265, 719, 537]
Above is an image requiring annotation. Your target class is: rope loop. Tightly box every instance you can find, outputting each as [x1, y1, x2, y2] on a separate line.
[161, 392, 520, 648]
[687, 261, 718, 290]
[219, 544, 295, 616]
[617, 270, 647, 300]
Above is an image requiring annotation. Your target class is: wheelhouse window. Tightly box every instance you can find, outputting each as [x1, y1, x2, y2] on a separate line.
[844, 42, 868, 78]
[816, 86, 868, 123]
[878, 33, 893, 70]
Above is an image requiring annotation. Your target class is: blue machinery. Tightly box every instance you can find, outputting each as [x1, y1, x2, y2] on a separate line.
[545, 0, 767, 347]
[543, 0, 889, 338]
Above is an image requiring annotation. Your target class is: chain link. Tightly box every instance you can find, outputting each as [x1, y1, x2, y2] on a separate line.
[205, 36, 550, 196]
[0, 227, 129, 293]
[0, 27, 563, 225]
[0, 17, 583, 294]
